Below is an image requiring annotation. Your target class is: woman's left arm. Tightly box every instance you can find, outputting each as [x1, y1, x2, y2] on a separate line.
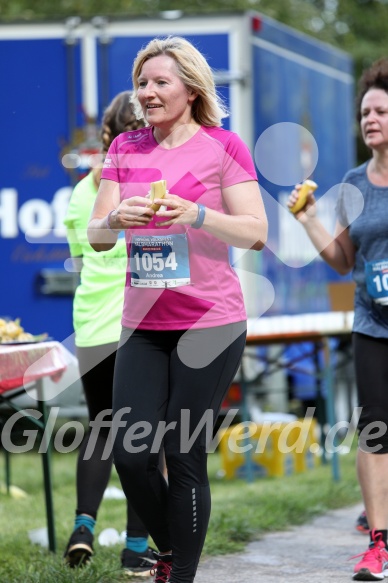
[154, 180, 267, 250]
[204, 180, 268, 250]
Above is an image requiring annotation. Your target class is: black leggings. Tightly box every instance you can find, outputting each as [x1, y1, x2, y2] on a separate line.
[112, 323, 246, 583]
[353, 332, 388, 453]
[76, 343, 147, 536]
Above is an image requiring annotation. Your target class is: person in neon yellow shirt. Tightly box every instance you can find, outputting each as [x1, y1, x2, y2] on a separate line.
[63, 92, 156, 576]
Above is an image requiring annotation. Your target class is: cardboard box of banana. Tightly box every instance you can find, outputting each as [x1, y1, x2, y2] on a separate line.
[0, 318, 48, 344]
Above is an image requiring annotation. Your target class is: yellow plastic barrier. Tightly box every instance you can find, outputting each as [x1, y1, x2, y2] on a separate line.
[218, 418, 320, 479]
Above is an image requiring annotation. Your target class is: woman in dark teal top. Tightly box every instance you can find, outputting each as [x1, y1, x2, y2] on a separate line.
[288, 58, 388, 581]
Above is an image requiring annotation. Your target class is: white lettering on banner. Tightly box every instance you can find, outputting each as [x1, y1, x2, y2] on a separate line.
[19, 199, 52, 236]
[0, 188, 18, 237]
[0, 186, 72, 239]
[52, 188, 72, 238]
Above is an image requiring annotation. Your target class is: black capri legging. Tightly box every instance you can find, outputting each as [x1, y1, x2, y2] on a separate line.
[112, 322, 246, 583]
[353, 332, 388, 453]
[76, 343, 148, 536]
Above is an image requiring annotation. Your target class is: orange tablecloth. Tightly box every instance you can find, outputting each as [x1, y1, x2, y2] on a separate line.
[0, 341, 67, 393]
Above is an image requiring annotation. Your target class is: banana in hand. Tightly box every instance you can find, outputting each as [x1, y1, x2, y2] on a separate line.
[289, 179, 318, 214]
[149, 180, 167, 211]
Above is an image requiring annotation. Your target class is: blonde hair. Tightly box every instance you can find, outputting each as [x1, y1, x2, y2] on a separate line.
[131, 36, 229, 127]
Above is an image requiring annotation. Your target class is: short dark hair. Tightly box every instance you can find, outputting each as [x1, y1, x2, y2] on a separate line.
[356, 58, 388, 122]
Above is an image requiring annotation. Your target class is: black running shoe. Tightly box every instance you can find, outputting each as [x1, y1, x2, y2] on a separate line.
[150, 551, 172, 582]
[121, 546, 157, 577]
[356, 510, 369, 534]
[64, 525, 94, 568]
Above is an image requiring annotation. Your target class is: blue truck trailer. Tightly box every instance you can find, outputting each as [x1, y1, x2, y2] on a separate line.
[0, 11, 355, 345]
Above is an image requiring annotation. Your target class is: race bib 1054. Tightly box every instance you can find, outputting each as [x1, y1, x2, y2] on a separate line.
[130, 233, 191, 288]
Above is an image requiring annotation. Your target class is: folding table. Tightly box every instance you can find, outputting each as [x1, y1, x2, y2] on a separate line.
[242, 312, 354, 482]
[0, 341, 68, 552]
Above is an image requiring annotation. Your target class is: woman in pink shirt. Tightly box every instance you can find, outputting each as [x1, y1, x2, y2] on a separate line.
[88, 36, 267, 583]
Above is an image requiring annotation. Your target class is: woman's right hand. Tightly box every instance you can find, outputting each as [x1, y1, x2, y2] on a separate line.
[109, 197, 155, 230]
[287, 184, 317, 223]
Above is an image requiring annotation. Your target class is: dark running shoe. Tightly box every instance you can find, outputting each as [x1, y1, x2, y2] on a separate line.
[121, 546, 157, 577]
[356, 510, 370, 534]
[150, 551, 172, 582]
[64, 525, 94, 567]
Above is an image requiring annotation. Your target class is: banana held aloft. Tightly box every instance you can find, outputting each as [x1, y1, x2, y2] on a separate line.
[289, 179, 318, 214]
[149, 180, 167, 211]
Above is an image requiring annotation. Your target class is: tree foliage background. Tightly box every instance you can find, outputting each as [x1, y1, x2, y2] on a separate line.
[2, 0, 387, 78]
[2, 0, 387, 161]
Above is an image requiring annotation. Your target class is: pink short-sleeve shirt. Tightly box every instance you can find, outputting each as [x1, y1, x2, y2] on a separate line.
[101, 126, 257, 330]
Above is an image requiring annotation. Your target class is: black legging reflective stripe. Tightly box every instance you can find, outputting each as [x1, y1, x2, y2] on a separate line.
[112, 323, 246, 583]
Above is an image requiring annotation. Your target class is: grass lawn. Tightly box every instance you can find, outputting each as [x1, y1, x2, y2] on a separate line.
[0, 447, 361, 582]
